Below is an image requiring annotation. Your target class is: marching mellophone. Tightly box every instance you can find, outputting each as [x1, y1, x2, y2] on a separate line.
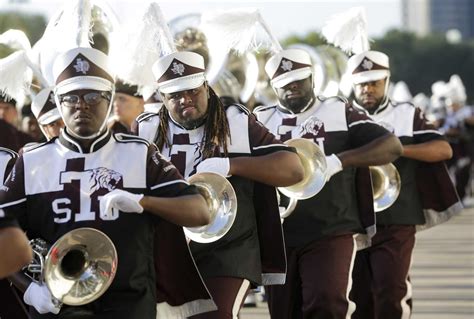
[184, 172, 238, 243]
[24, 227, 117, 306]
[369, 163, 401, 212]
[277, 138, 401, 218]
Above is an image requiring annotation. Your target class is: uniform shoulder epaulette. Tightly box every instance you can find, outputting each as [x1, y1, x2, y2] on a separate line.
[113, 133, 150, 146]
[136, 111, 158, 123]
[226, 103, 251, 115]
[0, 146, 18, 159]
[253, 104, 277, 113]
[21, 139, 55, 153]
[317, 95, 348, 104]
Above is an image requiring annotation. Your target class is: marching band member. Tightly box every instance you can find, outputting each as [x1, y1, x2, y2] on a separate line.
[109, 79, 145, 134]
[349, 50, 462, 319]
[31, 87, 65, 141]
[0, 148, 28, 280]
[1, 47, 212, 319]
[135, 49, 304, 318]
[253, 48, 402, 318]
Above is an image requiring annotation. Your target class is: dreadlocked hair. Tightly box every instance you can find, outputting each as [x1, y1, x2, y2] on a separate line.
[155, 85, 231, 159]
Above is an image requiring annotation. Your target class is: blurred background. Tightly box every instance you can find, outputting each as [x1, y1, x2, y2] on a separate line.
[1, 0, 473, 104]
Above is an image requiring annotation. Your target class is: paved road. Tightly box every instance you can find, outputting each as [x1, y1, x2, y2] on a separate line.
[241, 207, 474, 318]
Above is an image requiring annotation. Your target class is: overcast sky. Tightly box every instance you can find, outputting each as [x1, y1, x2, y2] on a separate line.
[0, 0, 401, 40]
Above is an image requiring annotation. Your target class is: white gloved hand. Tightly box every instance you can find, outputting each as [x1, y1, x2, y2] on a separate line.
[325, 154, 343, 182]
[196, 157, 231, 177]
[24, 282, 61, 314]
[100, 189, 144, 218]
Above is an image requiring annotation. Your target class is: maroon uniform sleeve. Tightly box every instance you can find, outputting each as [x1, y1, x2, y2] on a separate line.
[248, 113, 296, 156]
[413, 107, 445, 143]
[0, 156, 26, 230]
[145, 144, 198, 197]
[345, 103, 391, 147]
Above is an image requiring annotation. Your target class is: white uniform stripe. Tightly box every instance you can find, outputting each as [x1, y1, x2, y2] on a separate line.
[344, 235, 358, 319]
[413, 129, 442, 135]
[150, 179, 189, 190]
[252, 144, 290, 151]
[232, 279, 250, 318]
[0, 198, 27, 208]
[400, 238, 415, 319]
[348, 119, 378, 127]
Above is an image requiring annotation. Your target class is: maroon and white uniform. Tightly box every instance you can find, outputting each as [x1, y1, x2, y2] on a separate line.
[350, 100, 462, 319]
[0, 130, 214, 319]
[136, 104, 289, 287]
[254, 97, 391, 319]
[0, 147, 25, 319]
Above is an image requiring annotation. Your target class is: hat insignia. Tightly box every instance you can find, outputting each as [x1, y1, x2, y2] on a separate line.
[73, 58, 90, 74]
[361, 59, 373, 70]
[49, 93, 55, 104]
[281, 59, 293, 72]
[171, 62, 185, 76]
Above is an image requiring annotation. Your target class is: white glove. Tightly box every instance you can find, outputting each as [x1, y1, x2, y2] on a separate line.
[196, 157, 231, 177]
[325, 154, 343, 181]
[24, 282, 61, 314]
[100, 189, 144, 218]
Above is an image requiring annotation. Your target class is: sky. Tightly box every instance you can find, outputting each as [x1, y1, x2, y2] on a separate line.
[0, 0, 402, 40]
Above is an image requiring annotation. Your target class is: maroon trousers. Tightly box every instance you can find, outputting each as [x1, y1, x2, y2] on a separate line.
[266, 233, 357, 319]
[189, 277, 249, 319]
[351, 225, 415, 319]
[0, 279, 28, 319]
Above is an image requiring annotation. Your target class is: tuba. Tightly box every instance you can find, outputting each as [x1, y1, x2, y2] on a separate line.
[370, 164, 401, 212]
[184, 172, 238, 243]
[277, 138, 327, 218]
[24, 228, 117, 306]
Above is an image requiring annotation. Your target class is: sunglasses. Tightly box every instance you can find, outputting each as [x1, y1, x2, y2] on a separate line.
[59, 92, 112, 107]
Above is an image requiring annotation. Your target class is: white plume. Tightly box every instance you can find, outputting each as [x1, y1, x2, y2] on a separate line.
[321, 7, 370, 54]
[201, 8, 282, 55]
[0, 29, 31, 51]
[391, 81, 413, 103]
[38, 0, 92, 85]
[110, 2, 175, 88]
[447, 74, 467, 103]
[0, 51, 33, 102]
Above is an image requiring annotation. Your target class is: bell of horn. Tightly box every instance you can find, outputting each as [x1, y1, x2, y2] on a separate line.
[185, 172, 238, 243]
[44, 227, 117, 306]
[277, 190, 299, 220]
[370, 163, 401, 212]
[278, 138, 327, 201]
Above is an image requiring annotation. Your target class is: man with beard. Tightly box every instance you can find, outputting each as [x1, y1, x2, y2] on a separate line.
[253, 48, 403, 318]
[348, 50, 461, 319]
[135, 50, 304, 319]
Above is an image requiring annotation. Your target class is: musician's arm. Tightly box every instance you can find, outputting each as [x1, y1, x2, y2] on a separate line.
[0, 227, 32, 279]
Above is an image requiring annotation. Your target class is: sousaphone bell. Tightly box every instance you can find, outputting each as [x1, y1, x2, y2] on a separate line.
[25, 227, 118, 306]
[370, 163, 401, 212]
[277, 138, 327, 218]
[185, 172, 238, 243]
